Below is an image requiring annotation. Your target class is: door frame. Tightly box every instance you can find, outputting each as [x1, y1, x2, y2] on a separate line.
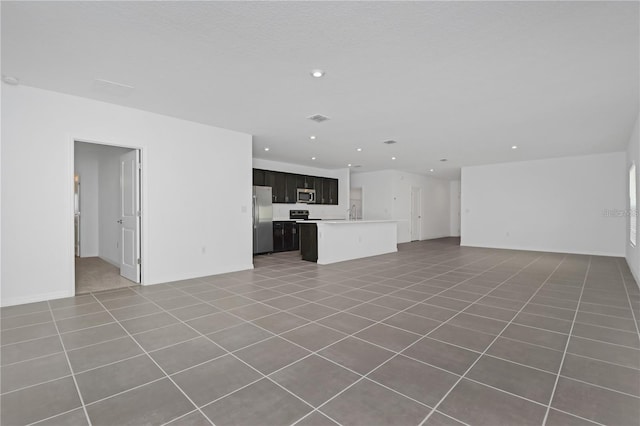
[69, 136, 146, 296]
[410, 186, 421, 241]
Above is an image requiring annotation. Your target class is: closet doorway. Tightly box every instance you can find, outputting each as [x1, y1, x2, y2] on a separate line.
[74, 141, 141, 294]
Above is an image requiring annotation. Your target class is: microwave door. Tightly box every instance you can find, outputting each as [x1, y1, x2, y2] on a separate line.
[298, 189, 315, 203]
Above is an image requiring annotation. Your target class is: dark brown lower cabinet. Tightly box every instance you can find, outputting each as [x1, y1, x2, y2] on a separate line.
[273, 221, 299, 252]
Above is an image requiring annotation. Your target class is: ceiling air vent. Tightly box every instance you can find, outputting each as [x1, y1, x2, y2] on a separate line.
[307, 114, 330, 123]
[92, 78, 135, 97]
[353, 165, 362, 168]
[383, 140, 397, 145]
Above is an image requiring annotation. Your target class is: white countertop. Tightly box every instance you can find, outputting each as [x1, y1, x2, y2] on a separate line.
[296, 220, 397, 224]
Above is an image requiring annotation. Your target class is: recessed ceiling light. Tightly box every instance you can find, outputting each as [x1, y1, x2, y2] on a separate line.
[512, 145, 518, 149]
[310, 135, 316, 140]
[307, 114, 330, 123]
[391, 157, 397, 160]
[440, 158, 448, 162]
[264, 147, 270, 151]
[310, 69, 325, 78]
[311, 157, 316, 160]
[347, 163, 352, 167]
[356, 148, 362, 152]
[429, 168, 434, 172]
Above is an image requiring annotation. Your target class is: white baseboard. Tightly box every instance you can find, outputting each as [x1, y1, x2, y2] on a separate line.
[1, 290, 74, 307]
[141, 263, 255, 286]
[460, 242, 624, 258]
[624, 258, 640, 290]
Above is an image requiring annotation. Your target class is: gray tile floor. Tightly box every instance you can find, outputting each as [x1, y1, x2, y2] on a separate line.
[2, 238, 639, 426]
[75, 257, 137, 295]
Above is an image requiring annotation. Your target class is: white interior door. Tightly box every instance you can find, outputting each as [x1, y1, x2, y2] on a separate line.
[411, 187, 421, 241]
[74, 175, 81, 256]
[119, 150, 140, 283]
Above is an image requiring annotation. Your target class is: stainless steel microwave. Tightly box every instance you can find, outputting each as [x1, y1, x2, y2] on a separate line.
[297, 188, 316, 203]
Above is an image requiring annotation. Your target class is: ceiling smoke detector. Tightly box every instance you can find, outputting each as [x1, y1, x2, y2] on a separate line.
[383, 140, 397, 145]
[2, 75, 19, 85]
[307, 114, 330, 123]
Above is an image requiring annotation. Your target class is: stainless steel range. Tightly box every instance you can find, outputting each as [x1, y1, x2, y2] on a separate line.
[289, 210, 309, 220]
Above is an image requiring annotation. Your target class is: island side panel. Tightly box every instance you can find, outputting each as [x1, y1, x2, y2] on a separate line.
[316, 222, 398, 265]
[298, 222, 318, 262]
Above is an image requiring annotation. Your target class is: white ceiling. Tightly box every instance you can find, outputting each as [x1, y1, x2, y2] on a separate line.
[2, 1, 638, 179]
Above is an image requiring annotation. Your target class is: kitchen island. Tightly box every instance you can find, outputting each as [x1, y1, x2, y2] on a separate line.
[297, 220, 398, 265]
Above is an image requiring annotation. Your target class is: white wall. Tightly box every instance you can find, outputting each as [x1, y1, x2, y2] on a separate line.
[351, 170, 395, 221]
[349, 187, 363, 220]
[74, 144, 100, 257]
[625, 114, 640, 283]
[351, 170, 452, 244]
[1, 85, 253, 306]
[450, 180, 461, 237]
[461, 152, 626, 256]
[252, 158, 350, 220]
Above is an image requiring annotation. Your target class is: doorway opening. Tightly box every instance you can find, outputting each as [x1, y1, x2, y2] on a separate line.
[411, 187, 421, 241]
[74, 141, 141, 294]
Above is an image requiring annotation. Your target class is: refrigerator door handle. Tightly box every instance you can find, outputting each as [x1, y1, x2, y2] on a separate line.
[253, 195, 258, 229]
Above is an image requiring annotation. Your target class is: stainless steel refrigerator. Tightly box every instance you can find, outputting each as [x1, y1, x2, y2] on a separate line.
[253, 186, 273, 254]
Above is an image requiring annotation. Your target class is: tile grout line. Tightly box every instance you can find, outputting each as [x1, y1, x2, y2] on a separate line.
[615, 259, 640, 342]
[48, 376, 169, 418]
[23, 262, 634, 418]
[541, 256, 592, 426]
[547, 407, 606, 426]
[135, 293, 328, 425]
[291, 252, 545, 423]
[554, 375, 640, 399]
[112, 281, 347, 425]
[26, 406, 93, 426]
[165, 251, 518, 425]
[4, 288, 635, 344]
[45, 300, 93, 426]
[86, 294, 218, 426]
[158, 408, 201, 426]
[7, 244, 626, 426]
[3, 373, 76, 397]
[418, 253, 569, 425]
[1, 350, 66, 368]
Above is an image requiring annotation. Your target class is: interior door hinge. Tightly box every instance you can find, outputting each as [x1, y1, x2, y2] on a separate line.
[137, 163, 142, 170]
[137, 258, 141, 265]
[137, 210, 141, 217]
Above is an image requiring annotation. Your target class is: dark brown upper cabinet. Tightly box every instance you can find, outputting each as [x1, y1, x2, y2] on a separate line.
[252, 168, 338, 205]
